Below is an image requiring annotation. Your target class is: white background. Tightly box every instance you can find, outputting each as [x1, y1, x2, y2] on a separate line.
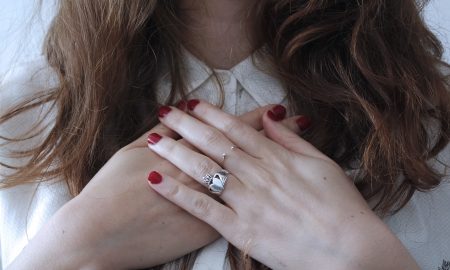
[0, 0, 449, 77]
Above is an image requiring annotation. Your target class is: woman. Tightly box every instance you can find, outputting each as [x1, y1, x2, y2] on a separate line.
[1, 0, 449, 269]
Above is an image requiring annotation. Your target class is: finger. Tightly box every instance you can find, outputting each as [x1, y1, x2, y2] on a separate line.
[237, 104, 275, 130]
[147, 133, 247, 202]
[179, 104, 275, 152]
[259, 115, 307, 136]
[262, 113, 329, 160]
[147, 171, 238, 238]
[132, 104, 273, 150]
[184, 100, 282, 158]
[157, 105, 258, 164]
[127, 122, 180, 149]
[176, 104, 275, 153]
[176, 103, 276, 151]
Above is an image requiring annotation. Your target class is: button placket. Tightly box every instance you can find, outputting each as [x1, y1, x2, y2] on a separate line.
[217, 70, 232, 85]
[216, 71, 238, 115]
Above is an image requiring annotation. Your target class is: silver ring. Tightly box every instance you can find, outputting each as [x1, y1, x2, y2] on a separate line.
[202, 169, 229, 195]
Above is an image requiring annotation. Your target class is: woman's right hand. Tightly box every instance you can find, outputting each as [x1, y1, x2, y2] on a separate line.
[7, 104, 304, 270]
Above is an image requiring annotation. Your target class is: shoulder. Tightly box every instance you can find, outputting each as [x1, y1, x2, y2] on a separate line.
[0, 57, 58, 174]
[0, 56, 58, 114]
[438, 61, 450, 76]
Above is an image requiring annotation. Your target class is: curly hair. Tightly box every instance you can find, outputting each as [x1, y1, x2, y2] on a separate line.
[1, 0, 449, 269]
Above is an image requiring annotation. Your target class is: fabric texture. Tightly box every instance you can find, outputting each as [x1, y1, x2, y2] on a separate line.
[0, 51, 449, 270]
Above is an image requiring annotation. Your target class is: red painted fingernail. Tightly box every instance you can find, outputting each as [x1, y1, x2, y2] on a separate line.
[176, 100, 187, 111]
[296, 116, 312, 131]
[158, 106, 172, 118]
[148, 171, 162, 184]
[267, 105, 286, 121]
[187, 99, 200, 111]
[147, 133, 162, 145]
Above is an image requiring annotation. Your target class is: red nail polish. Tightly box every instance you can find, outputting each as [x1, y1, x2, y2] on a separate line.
[148, 171, 162, 184]
[267, 105, 286, 121]
[187, 99, 200, 111]
[296, 116, 312, 131]
[158, 106, 172, 118]
[147, 133, 162, 145]
[176, 100, 187, 111]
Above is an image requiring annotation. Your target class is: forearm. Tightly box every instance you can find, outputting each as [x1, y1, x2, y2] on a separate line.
[338, 220, 420, 270]
[6, 199, 105, 270]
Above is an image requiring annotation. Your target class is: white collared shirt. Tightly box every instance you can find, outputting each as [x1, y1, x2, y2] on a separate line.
[0, 52, 449, 270]
[157, 49, 287, 115]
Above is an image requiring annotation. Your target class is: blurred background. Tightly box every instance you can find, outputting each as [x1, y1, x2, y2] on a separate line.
[0, 0, 450, 77]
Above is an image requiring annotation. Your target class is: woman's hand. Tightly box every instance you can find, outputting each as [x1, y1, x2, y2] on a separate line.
[7, 104, 304, 270]
[8, 123, 214, 270]
[147, 100, 420, 270]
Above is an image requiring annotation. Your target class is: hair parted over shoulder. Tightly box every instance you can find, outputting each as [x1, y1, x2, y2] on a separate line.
[1, 0, 449, 268]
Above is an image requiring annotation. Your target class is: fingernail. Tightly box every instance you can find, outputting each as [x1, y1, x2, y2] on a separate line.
[296, 116, 312, 131]
[147, 133, 162, 145]
[176, 100, 187, 111]
[148, 171, 163, 184]
[158, 106, 172, 118]
[187, 99, 200, 111]
[267, 105, 286, 121]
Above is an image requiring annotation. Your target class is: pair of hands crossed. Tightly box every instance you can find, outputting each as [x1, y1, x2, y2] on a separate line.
[9, 100, 418, 270]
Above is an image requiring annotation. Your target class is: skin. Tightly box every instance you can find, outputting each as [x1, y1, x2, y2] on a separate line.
[7, 106, 304, 269]
[148, 100, 420, 270]
[179, 0, 258, 69]
[6, 1, 279, 268]
[8, 1, 419, 269]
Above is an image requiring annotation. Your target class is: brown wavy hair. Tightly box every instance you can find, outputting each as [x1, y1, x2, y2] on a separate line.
[1, 0, 449, 269]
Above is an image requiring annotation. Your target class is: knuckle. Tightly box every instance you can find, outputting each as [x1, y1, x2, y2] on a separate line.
[202, 128, 221, 146]
[221, 117, 242, 134]
[195, 158, 215, 177]
[165, 183, 180, 198]
[233, 225, 254, 250]
[163, 139, 177, 155]
[192, 196, 211, 218]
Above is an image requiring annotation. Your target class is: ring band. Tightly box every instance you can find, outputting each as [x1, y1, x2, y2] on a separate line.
[221, 145, 236, 162]
[202, 169, 229, 195]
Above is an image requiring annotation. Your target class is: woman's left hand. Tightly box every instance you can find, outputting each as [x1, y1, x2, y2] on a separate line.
[147, 100, 419, 270]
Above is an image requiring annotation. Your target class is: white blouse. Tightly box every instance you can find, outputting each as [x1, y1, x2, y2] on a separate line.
[0, 51, 449, 270]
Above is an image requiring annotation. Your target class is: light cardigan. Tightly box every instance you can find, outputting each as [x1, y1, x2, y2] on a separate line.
[0, 51, 449, 270]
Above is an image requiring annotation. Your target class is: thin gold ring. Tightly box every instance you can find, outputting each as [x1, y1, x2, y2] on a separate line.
[221, 145, 236, 162]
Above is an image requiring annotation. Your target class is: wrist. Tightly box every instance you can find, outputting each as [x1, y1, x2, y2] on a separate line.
[337, 215, 419, 270]
[54, 197, 111, 270]
[7, 198, 107, 270]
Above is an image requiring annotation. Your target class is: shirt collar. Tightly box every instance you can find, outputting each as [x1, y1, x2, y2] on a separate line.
[228, 50, 287, 106]
[158, 47, 287, 106]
